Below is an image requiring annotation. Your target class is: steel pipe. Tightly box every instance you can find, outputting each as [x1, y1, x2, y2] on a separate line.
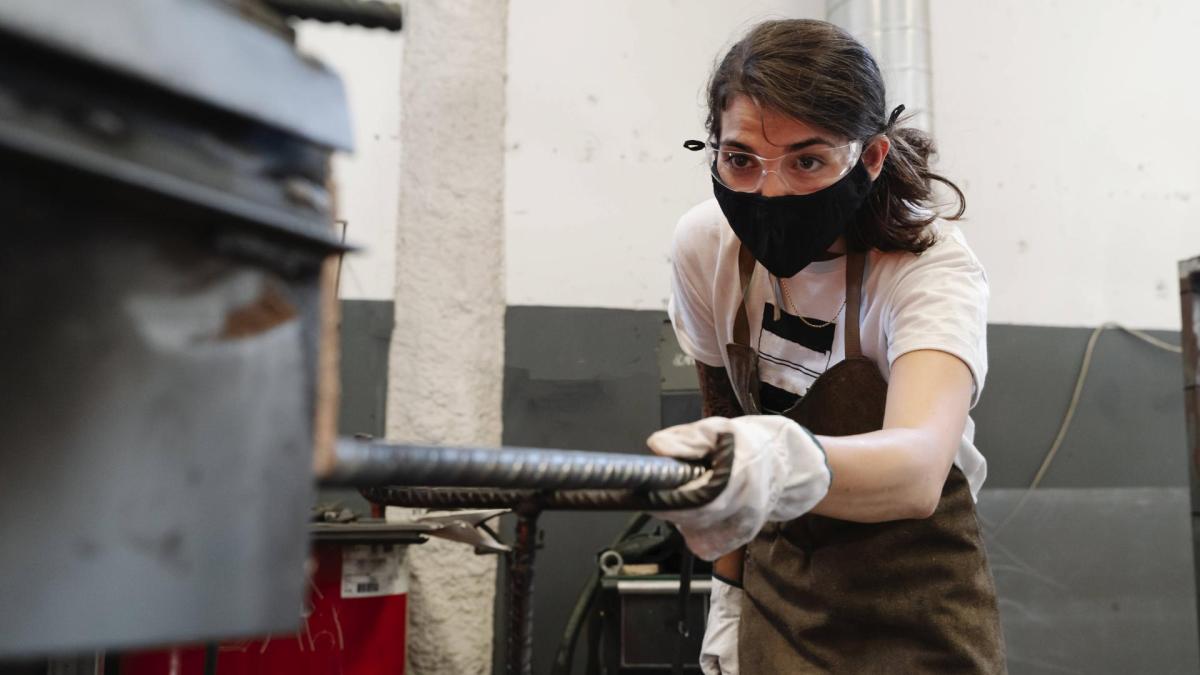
[828, 0, 934, 132]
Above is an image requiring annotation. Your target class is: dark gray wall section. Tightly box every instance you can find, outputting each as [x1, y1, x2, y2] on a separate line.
[337, 299, 393, 439]
[320, 299, 394, 515]
[978, 488, 1199, 674]
[499, 306, 666, 675]
[501, 306, 1200, 674]
[503, 306, 664, 453]
[977, 324, 1189, 489]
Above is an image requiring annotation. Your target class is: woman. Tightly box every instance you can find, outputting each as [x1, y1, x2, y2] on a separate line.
[647, 19, 1006, 674]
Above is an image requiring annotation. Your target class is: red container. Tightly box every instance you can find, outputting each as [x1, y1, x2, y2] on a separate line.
[121, 543, 407, 675]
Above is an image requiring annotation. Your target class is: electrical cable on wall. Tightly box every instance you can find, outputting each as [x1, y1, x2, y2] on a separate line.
[988, 323, 1183, 537]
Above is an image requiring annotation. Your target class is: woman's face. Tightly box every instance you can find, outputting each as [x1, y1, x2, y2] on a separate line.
[718, 95, 889, 197]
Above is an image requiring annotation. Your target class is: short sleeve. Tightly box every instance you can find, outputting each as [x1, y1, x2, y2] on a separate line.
[667, 207, 725, 368]
[884, 236, 990, 407]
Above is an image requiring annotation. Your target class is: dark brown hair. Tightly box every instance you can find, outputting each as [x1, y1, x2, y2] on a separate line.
[706, 19, 965, 253]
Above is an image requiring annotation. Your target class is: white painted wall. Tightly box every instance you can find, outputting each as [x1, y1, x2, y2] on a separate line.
[505, 0, 825, 310]
[505, 0, 1200, 330]
[296, 22, 402, 302]
[299, 2, 1200, 324]
[930, 0, 1200, 329]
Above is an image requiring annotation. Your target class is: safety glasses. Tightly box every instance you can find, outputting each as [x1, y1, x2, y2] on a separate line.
[685, 138, 863, 195]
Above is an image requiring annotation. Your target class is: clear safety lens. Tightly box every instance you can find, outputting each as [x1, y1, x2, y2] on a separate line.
[703, 140, 862, 194]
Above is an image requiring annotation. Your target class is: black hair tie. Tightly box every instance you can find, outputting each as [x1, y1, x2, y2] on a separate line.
[886, 104, 906, 130]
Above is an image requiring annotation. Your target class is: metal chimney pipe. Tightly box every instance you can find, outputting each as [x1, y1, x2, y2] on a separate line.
[827, 0, 934, 133]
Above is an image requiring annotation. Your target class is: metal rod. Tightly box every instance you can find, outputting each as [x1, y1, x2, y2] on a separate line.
[353, 433, 735, 675]
[359, 434, 734, 512]
[323, 438, 708, 490]
[262, 0, 404, 31]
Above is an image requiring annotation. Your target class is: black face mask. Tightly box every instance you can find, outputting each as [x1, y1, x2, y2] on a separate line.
[712, 161, 874, 278]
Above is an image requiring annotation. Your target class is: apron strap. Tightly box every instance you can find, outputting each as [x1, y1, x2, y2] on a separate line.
[844, 250, 866, 358]
[733, 244, 756, 346]
[734, 244, 867, 358]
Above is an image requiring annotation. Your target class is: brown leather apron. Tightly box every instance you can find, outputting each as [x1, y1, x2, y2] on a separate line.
[727, 247, 1006, 673]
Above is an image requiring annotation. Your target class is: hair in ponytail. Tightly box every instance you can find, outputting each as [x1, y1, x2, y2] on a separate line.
[706, 19, 965, 254]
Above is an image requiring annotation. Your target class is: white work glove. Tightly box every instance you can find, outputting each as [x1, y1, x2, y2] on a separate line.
[646, 416, 831, 560]
[699, 576, 742, 675]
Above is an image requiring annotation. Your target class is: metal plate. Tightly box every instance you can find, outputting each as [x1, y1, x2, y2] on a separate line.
[0, 183, 322, 657]
[0, 0, 352, 150]
[0, 47, 348, 250]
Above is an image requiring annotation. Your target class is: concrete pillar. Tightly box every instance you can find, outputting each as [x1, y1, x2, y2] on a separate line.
[388, 1, 509, 673]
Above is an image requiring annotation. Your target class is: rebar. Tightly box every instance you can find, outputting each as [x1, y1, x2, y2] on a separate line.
[325, 439, 709, 491]
[350, 433, 735, 675]
[262, 0, 403, 30]
[358, 434, 733, 512]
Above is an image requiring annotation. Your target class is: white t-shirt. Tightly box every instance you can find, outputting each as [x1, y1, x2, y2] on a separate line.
[667, 198, 990, 498]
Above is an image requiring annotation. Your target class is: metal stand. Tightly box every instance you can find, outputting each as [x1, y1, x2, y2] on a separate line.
[508, 505, 540, 675]
[1180, 255, 1200, 651]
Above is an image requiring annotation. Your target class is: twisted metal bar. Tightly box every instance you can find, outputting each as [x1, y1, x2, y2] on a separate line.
[262, 0, 403, 30]
[359, 433, 734, 513]
[325, 439, 708, 491]
[355, 434, 735, 675]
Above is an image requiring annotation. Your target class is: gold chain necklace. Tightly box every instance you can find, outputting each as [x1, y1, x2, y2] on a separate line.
[779, 277, 845, 329]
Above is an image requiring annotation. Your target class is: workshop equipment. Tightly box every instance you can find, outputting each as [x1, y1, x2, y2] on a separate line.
[597, 576, 710, 673]
[0, 0, 359, 657]
[121, 525, 422, 675]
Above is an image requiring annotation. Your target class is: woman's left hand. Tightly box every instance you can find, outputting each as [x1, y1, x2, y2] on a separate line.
[646, 415, 831, 560]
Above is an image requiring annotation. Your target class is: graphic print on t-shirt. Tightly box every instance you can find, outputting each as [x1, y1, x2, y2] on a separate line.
[757, 302, 836, 413]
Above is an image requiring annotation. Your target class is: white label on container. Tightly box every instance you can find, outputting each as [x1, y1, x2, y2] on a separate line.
[341, 544, 408, 598]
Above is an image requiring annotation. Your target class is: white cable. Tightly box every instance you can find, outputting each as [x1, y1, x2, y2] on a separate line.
[989, 322, 1181, 537]
[1116, 324, 1183, 354]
